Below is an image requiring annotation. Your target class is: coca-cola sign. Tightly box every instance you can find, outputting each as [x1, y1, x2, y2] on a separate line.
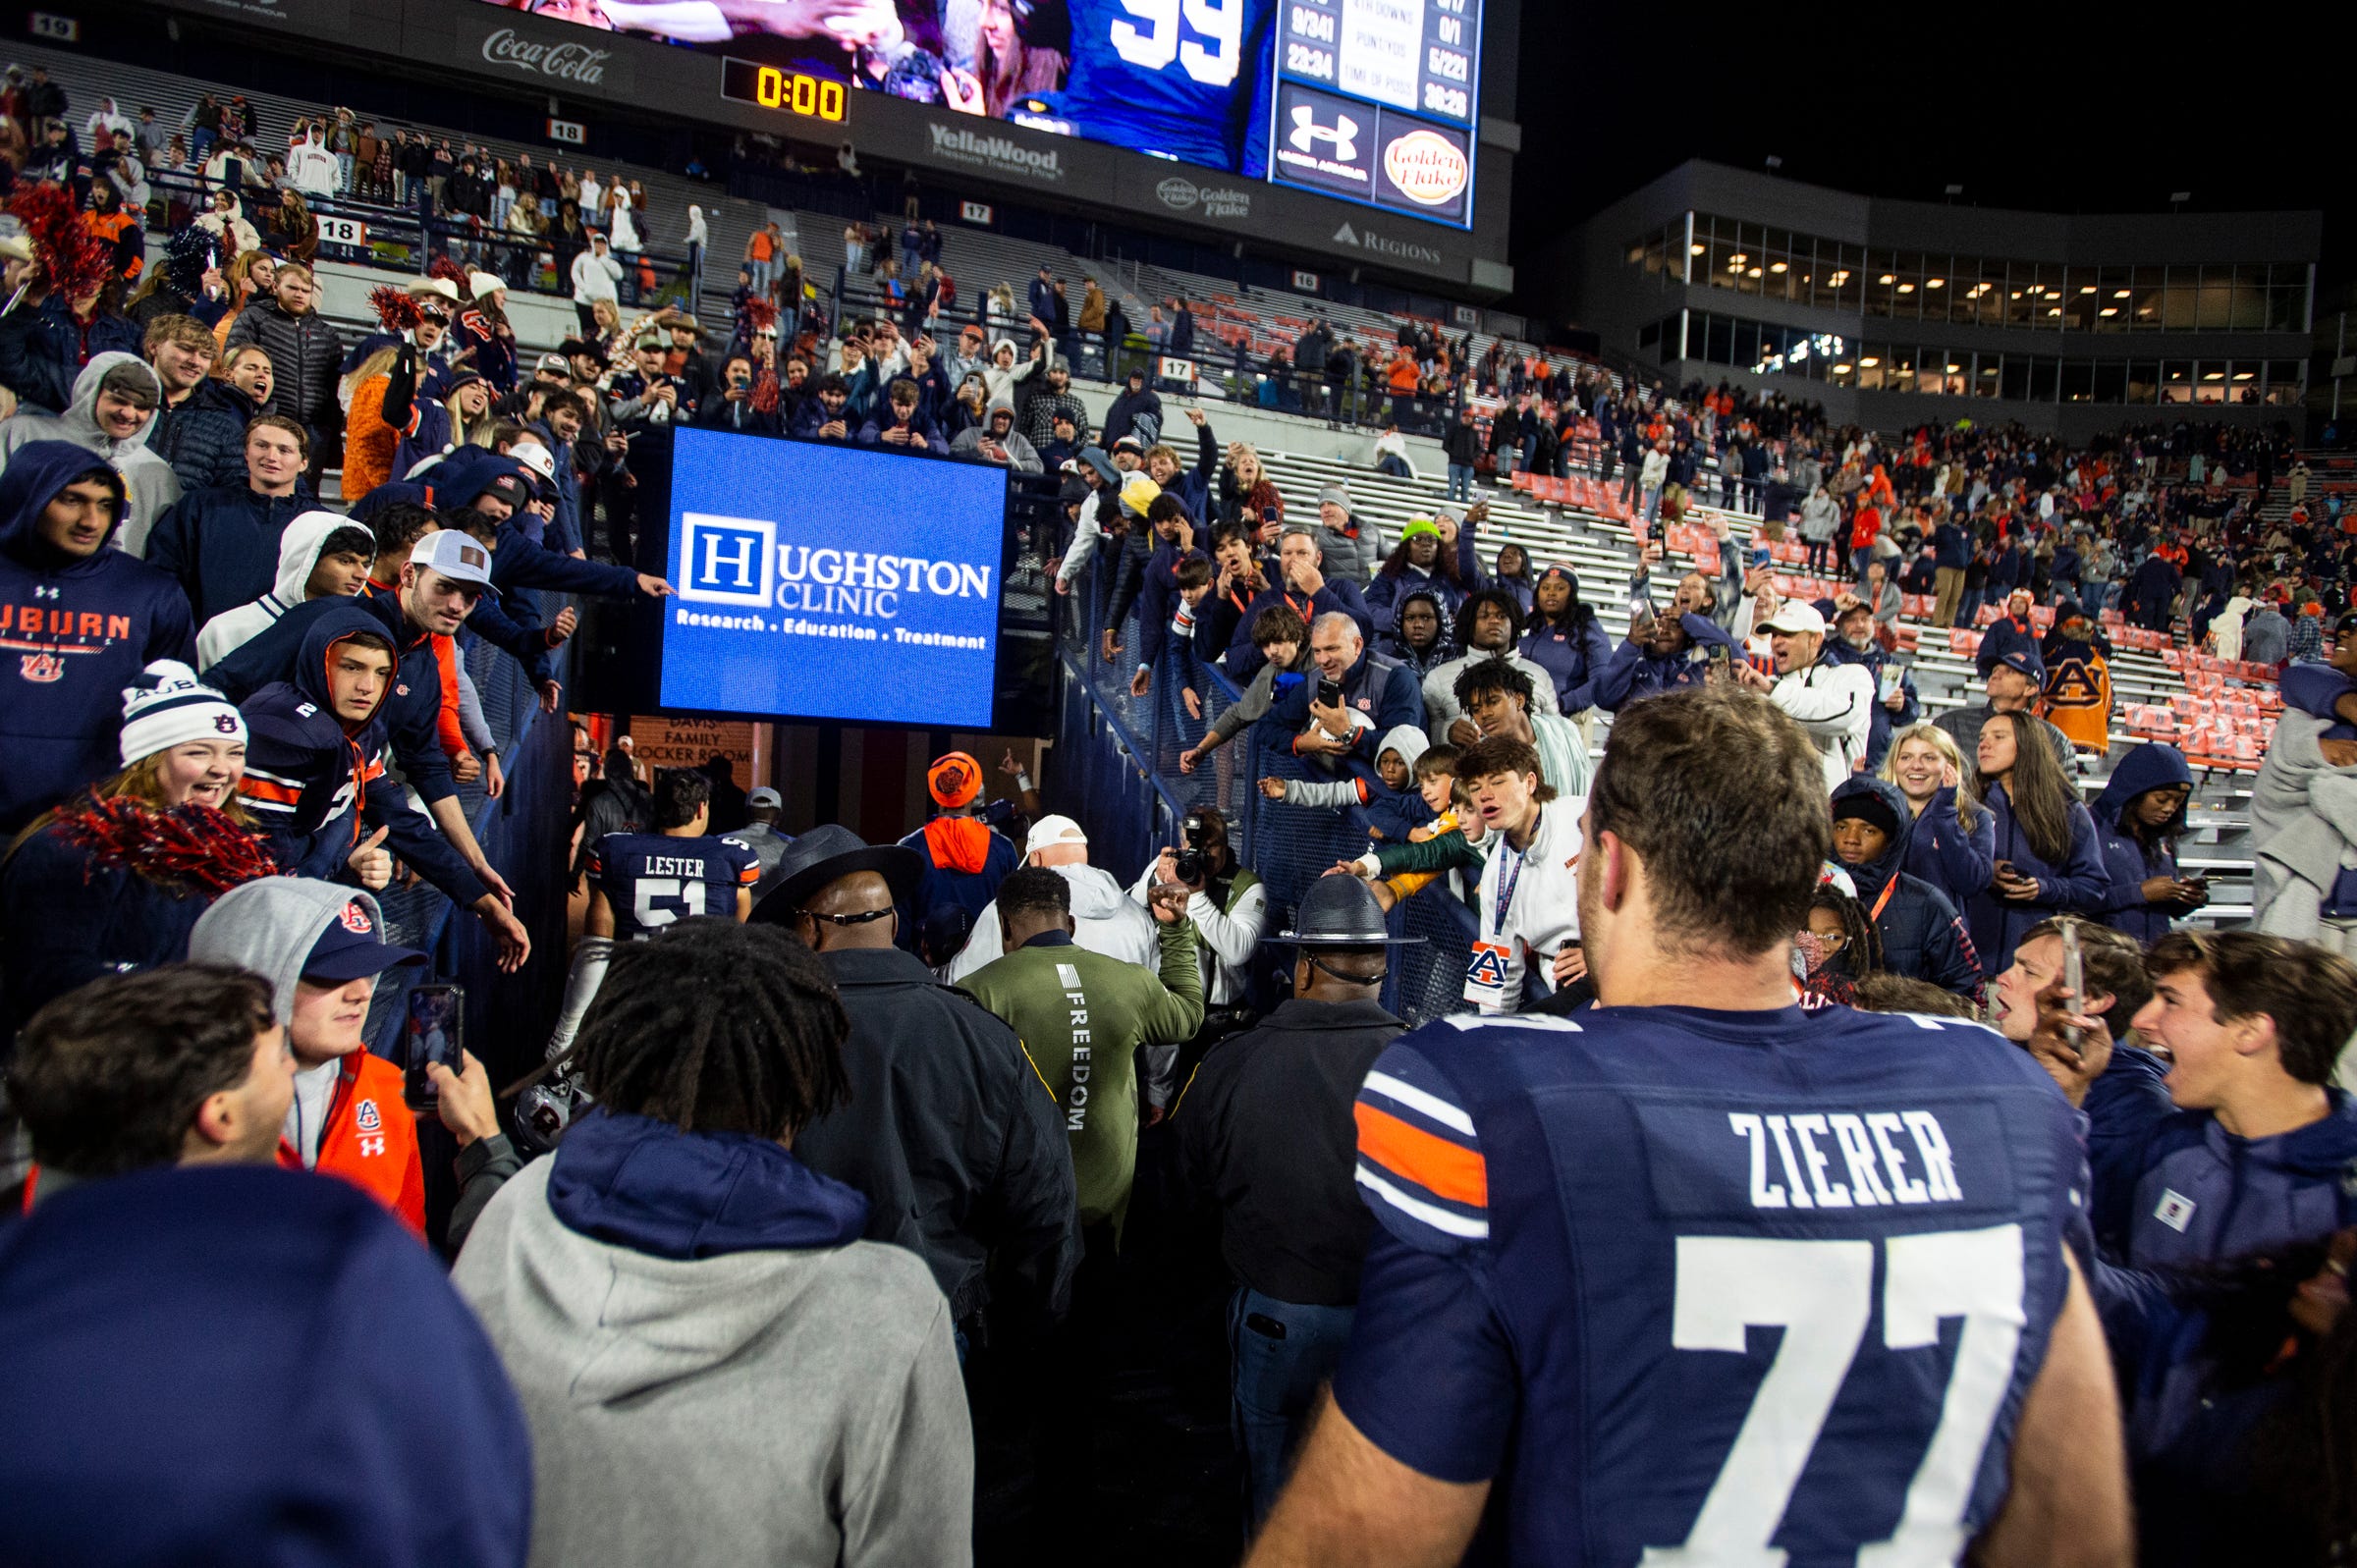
[475, 26, 620, 89]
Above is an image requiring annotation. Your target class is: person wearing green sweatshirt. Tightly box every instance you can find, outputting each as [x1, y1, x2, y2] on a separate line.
[960, 864, 1204, 1233]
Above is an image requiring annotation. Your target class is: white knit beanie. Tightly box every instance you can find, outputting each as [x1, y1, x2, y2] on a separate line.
[119, 660, 246, 766]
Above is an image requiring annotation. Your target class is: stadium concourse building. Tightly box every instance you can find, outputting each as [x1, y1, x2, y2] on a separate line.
[1544, 160, 2320, 439]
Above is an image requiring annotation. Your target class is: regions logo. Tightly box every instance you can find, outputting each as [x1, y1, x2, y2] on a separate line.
[1382, 130, 1469, 207]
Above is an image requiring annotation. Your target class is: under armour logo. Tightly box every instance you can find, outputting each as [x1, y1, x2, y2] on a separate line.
[33, 585, 60, 600]
[357, 1135, 385, 1158]
[1288, 106, 1359, 161]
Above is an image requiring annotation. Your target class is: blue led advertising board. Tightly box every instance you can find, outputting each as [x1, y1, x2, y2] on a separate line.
[661, 428, 1007, 727]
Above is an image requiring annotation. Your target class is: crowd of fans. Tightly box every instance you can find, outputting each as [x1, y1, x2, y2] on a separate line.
[10, 58, 2357, 1562]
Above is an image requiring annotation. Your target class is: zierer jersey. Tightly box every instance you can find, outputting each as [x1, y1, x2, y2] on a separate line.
[1341, 1002, 2085, 1564]
[587, 832, 758, 941]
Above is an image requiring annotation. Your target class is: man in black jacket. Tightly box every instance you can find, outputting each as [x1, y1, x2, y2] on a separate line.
[223, 263, 343, 481]
[1174, 875, 1417, 1525]
[1442, 404, 1481, 503]
[755, 826, 1079, 1334]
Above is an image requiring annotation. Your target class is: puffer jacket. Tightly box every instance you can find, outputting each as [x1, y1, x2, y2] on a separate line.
[1828, 776, 1984, 1000]
[2091, 741, 2201, 946]
[223, 298, 345, 423]
[150, 375, 262, 494]
[0, 291, 80, 414]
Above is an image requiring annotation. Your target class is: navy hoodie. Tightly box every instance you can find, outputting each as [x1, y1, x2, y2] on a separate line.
[1829, 776, 1985, 1000]
[548, 1109, 869, 1260]
[236, 604, 489, 906]
[2090, 741, 2200, 946]
[0, 1164, 532, 1566]
[0, 441, 197, 833]
[204, 583, 459, 807]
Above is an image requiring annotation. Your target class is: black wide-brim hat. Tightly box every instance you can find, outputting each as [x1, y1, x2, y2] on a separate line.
[752, 824, 923, 923]
[1273, 875, 1426, 946]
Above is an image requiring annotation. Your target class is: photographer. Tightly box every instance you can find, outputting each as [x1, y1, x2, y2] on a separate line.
[790, 374, 856, 443]
[1129, 806, 1267, 1045]
[690, 353, 778, 436]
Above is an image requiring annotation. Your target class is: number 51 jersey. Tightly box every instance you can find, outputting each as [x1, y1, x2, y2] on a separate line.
[586, 832, 759, 941]
[1340, 1002, 2086, 1565]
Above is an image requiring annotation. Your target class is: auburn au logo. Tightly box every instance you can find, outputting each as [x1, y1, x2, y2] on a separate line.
[19, 652, 64, 682]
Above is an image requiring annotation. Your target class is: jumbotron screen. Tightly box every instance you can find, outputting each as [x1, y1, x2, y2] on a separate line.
[492, 0, 1480, 227]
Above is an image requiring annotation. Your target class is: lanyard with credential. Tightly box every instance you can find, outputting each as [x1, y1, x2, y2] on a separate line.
[1493, 839, 1526, 938]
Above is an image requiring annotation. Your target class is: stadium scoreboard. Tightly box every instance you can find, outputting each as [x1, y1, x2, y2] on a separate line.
[1276, 0, 1478, 126]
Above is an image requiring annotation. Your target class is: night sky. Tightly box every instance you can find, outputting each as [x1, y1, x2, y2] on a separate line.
[1508, 10, 2347, 307]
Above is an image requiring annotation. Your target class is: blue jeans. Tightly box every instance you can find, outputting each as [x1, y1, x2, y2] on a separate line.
[1956, 586, 1986, 627]
[1639, 484, 1661, 522]
[1447, 463, 1473, 501]
[1232, 1288, 1356, 1526]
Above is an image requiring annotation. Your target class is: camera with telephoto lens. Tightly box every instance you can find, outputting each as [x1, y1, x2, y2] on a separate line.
[1173, 811, 1210, 886]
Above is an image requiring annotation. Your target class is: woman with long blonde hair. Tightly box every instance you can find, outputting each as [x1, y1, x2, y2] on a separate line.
[211, 249, 276, 353]
[1880, 721, 1992, 915]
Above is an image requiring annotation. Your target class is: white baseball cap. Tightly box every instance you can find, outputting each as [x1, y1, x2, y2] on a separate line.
[1758, 603, 1828, 637]
[1024, 815, 1087, 854]
[508, 441, 557, 484]
[410, 529, 495, 588]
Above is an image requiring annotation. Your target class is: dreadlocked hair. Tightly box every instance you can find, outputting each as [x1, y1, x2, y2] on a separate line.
[1810, 887, 1884, 977]
[576, 920, 850, 1139]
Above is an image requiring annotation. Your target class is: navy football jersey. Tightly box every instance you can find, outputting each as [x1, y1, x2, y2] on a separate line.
[1342, 1002, 2084, 1564]
[1050, 0, 1274, 175]
[586, 832, 759, 941]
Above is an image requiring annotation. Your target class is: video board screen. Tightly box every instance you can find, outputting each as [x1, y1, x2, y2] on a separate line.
[485, 0, 1479, 227]
[660, 429, 1007, 727]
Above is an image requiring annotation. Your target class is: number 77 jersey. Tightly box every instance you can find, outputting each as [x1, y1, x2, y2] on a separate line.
[1339, 1002, 2087, 1565]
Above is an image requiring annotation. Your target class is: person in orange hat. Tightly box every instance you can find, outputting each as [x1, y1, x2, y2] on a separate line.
[895, 749, 1018, 938]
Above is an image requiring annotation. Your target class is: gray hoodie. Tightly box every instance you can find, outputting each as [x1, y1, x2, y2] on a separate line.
[0, 352, 183, 556]
[454, 1159, 970, 1568]
[949, 399, 1042, 473]
[189, 876, 388, 1025]
[194, 508, 369, 669]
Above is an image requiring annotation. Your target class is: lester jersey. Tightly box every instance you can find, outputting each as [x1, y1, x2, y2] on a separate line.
[1036, 0, 1275, 176]
[1340, 1002, 2085, 1564]
[587, 832, 758, 940]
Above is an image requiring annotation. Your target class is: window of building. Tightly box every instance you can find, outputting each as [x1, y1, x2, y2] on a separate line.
[2265, 359, 2305, 406]
[2125, 362, 2158, 404]
[2129, 266, 2164, 332]
[2160, 361, 2194, 404]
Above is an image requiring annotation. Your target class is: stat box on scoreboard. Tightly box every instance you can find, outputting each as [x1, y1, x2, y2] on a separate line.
[659, 428, 1010, 729]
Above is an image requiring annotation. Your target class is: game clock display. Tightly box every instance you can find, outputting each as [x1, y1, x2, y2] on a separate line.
[479, 0, 1479, 228]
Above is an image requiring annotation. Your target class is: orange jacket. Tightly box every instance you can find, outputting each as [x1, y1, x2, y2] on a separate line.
[277, 1048, 425, 1236]
[341, 373, 418, 502]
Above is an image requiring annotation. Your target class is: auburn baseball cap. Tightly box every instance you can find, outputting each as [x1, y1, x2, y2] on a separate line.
[747, 785, 783, 808]
[409, 529, 494, 587]
[1994, 648, 2046, 682]
[1024, 814, 1086, 854]
[535, 351, 572, 376]
[927, 751, 983, 810]
[302, 899, 426, 984]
